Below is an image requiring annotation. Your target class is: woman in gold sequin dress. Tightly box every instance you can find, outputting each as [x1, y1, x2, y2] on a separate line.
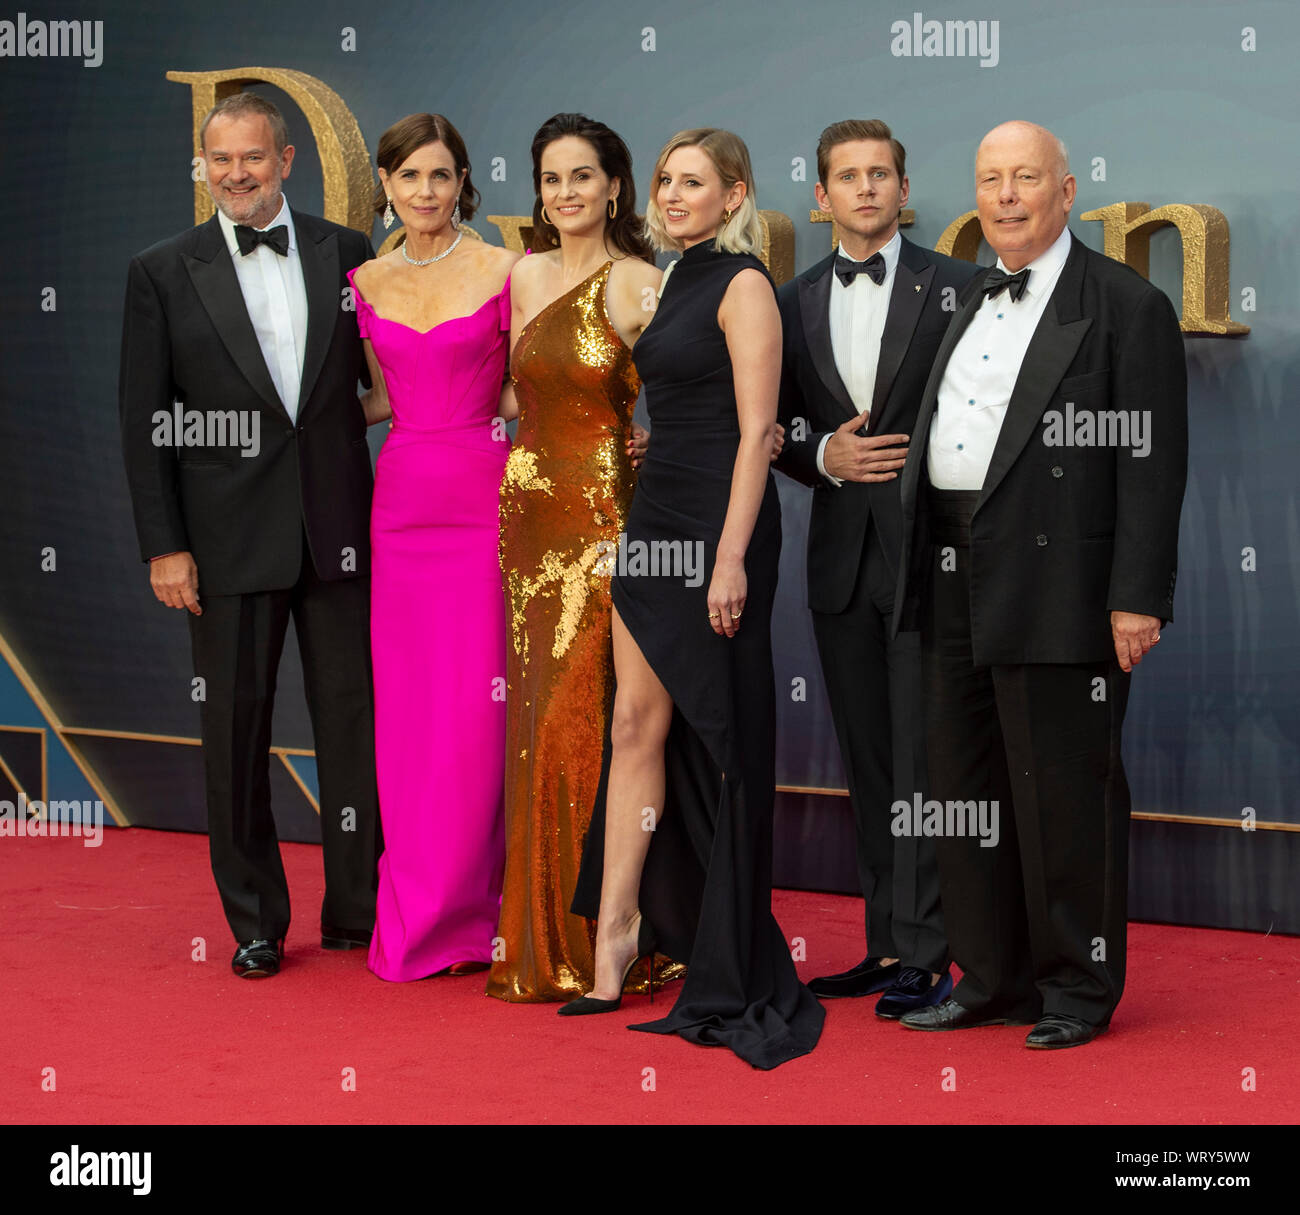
[486, 114, 680, 1002]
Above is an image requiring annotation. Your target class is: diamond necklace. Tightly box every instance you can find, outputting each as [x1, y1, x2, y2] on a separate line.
[402, 230, 463, 266]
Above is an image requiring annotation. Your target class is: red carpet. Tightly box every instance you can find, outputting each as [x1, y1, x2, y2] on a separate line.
[4, 827, 1296, 1124]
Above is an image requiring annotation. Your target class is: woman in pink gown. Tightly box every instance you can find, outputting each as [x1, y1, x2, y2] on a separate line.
[350, 113, 519, 980]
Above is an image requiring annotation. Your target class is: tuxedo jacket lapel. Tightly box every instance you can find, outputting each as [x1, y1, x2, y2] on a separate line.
[183, 217, 289, 421]
[976, 235, 1092, 512]
[798, 259, 858, 422]
[868, 237, 933, 431]
[295, 213, 338, 419]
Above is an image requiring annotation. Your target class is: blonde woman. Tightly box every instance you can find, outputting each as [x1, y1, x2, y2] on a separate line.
[562, 129, 824, 1069]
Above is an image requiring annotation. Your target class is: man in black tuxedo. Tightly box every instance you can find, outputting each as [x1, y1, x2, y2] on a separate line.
[119, 93, 381, 977]
[895, 121, 1187, 1047]
[775, 120, 982, 1018]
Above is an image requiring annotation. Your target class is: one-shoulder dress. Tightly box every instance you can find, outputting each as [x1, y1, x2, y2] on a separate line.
[488, 260, 684, 1001]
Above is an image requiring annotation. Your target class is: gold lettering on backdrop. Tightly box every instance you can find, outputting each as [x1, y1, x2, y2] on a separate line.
[485, 215, 534, 253]
[165, 68, 1245, 335]
[933, 209, 984, 262]
[758, 211, 794, 286]
[810, 208, 916, 251]
[167, 67, 373, 233]
[1080, 202, 1249, 335]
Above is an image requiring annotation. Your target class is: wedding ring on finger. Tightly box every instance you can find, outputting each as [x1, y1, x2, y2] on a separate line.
[730, 612, 741, 621]
[708, 611, 721, 620]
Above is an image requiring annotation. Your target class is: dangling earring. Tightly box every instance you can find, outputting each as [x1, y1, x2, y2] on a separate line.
[723, 208, 733, 224]
[608, 197, 618, 220]
[541, 205, 552, 226]
[383, 197, 395, 230]
[451, 200, 461, 230]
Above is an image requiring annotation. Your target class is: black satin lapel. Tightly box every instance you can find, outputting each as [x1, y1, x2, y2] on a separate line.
[296, 221, 337, 417]
[798, 270, 858, 421]
[976, 299, 1092, 511]
[868, 261, 933, 429]
[184, 246, 287, 418]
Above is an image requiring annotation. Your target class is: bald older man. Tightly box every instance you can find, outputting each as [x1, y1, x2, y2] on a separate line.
[892, 121, 1187, 1048]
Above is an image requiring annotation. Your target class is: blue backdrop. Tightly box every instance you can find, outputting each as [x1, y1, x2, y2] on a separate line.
[1, 0, 1296, 931]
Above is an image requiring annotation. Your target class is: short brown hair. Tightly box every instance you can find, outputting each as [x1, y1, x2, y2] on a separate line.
[372, 113, 480, 222]
[816, 119, 906, 187]
[200, 93, 289, 154]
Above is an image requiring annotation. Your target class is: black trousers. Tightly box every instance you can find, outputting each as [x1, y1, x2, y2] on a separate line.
[812, 518, 946, 974]
[188, 529, 381, 943]
[921, 490, 1131, 1025]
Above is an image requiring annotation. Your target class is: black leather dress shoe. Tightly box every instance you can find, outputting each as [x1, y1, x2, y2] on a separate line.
[875, 968, 954, 1020]
[807, 955, 901, 999]
[899, 997, 1034, 1031]
[1025, 1014, 1104, 1050]
[232, 938, 283, 978]
[321, 924, 372, 950]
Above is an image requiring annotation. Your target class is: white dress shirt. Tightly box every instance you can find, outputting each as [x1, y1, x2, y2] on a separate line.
[926, 225, 1073, 490]
[217, 194, 308, 422]
[815, 230, 901, 487]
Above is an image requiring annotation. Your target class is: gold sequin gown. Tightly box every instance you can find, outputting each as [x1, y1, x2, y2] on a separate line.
[487, 260, 683, 1001]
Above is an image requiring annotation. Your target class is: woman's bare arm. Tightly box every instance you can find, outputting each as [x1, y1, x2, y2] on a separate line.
[710, 267, 781, 638]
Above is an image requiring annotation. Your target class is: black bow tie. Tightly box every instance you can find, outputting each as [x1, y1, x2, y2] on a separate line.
[982, 266, 1030, 303]
[834, 250, 886, 287]
[234, 224, 289, 257]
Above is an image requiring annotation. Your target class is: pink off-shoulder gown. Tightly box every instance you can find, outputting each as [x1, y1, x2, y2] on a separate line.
[348, 266, 511, 981]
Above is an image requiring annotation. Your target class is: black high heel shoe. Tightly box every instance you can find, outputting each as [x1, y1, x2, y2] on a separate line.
[557, 913, 657, 1016]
